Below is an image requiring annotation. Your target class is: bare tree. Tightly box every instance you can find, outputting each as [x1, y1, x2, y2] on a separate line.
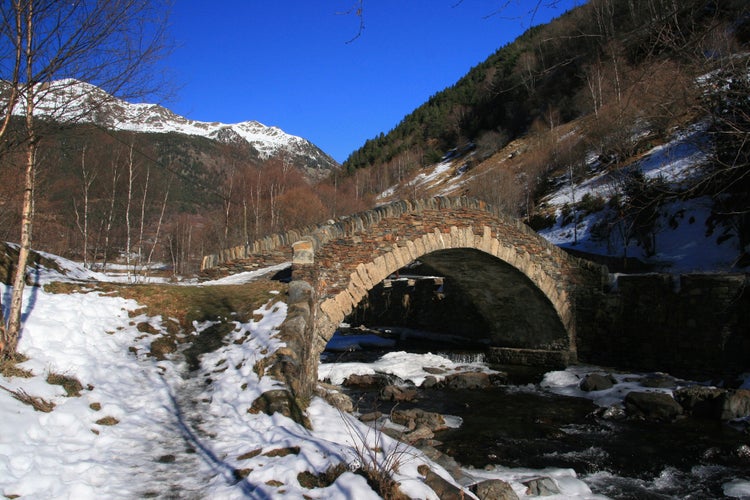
[73, 145, 95, 267]
[0, 0, 171, 359]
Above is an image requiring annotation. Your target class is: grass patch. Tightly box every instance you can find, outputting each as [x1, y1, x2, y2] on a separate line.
[46, 372, 84, 397]
[264, 446, 300, 458]
[237, 449, 262, 461]
[0, 353, 32, 378]
[95, 416, 119, 426]
[44, 280, 286, 327]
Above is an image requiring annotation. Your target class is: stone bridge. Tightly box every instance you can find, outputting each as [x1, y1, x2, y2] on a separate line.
[202, 197, 607, 400]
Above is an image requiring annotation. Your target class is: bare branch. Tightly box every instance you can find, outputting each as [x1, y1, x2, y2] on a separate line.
[337, 0, 365, 44]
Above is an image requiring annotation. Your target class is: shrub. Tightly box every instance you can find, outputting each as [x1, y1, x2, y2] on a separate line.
[577, 193, 606, 215]
[527, 213, 556, 230]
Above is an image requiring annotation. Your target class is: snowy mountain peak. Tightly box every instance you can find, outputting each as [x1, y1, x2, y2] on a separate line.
[9, 79, 338, 175]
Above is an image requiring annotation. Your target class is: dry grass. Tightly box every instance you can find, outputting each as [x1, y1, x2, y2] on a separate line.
[0, 353, 33, 379]
[45, 279, 287, 328]
[297, 463, 349, 489]
[0, 384, 55, 412]
[46, 372, 84, 397]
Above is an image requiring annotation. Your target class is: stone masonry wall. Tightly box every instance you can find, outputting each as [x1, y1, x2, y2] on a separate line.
[577, 273, 750, 379]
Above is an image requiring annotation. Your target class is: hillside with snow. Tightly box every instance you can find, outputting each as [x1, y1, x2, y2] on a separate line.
[375, 119, 747, 274]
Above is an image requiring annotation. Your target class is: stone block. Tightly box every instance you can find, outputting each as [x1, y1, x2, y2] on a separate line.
[292, 239, 315, 265]
[384, 252, 398, 274]
[414, 237, 426, 258]
[405, 240, 418, 262]
[320, 298, 344, 326]
[355, 263, 374, 289]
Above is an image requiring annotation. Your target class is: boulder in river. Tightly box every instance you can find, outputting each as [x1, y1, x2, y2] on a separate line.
[673, 387, 750, 420]
[721, 389, 750, 420]
[443, 371, 491, 390]
[673, 386, 725, 418]
[639, 372, 678, 388]
[523, 476, 560, 496]
[473, 479, 520, 500]
[624, 391, 683, 422]
[391, 408, 447, 433]
[343, 373, 390, 388]
[380, 384, 419, 402]
[579, 373, 616, 391]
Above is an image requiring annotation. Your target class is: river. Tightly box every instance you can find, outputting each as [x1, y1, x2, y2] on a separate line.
[319, 328, 750, 499]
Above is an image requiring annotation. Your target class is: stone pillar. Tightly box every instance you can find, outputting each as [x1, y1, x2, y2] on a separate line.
[292, 239, 315, 265]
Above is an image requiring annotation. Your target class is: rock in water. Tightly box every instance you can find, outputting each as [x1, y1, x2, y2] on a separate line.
[523, 476, 560, 496]
[624, 391, 683, 421]
[579, 373, 616, 391]
[474, 479, 520, 500]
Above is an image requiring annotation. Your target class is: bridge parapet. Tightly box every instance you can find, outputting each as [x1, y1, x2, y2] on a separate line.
[203, 197, 563, 270]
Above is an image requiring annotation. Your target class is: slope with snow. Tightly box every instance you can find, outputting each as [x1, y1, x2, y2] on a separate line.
[538, 123, 746, 273]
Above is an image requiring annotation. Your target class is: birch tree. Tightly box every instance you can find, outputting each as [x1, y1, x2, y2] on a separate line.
[0, 0, 170, 360]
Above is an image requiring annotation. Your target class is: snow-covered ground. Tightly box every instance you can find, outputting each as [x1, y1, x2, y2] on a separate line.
[538, 124, 746, 273]
[0, 260, 461, 499]
[2, 253, 749, 498]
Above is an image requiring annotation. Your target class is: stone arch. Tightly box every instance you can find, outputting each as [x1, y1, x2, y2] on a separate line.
[314, 225, 575, 355]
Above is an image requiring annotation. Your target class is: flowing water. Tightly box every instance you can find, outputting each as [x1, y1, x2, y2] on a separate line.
[321, 331, 750, 499]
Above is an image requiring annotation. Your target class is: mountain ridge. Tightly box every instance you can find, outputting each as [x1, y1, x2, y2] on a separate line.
[12, 79, 339, 178]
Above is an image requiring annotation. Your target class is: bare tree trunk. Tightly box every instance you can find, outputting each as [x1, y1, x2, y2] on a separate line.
[137, 165, 150, 277]
[223, 175, 233, 245]
[144, 176, 170, 279]
[568, 163, 578, 246]
[5, 4, 36, 354]
[125, 142, 135, 282]
[101, 153, 121, 271]
[242, 198, 249, 246]
[73, 146, 95, 268]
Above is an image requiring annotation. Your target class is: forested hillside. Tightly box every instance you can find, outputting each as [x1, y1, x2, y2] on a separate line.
[342, 0, 749, 219]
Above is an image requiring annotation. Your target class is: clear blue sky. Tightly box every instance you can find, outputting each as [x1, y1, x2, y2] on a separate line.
[164, 1, 582, 163]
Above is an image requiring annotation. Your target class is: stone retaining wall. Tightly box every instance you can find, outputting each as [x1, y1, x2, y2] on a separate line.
[577, 273, 750, 379]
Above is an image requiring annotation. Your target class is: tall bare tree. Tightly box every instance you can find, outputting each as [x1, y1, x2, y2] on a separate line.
[0, 0, 171, 359]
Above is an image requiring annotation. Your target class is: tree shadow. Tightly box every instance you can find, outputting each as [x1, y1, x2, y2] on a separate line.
[2, 268, 41, 343]
[160, 377, 273, 499]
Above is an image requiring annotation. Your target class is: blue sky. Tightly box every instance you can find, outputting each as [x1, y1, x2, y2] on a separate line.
[164, 1, 582, 163]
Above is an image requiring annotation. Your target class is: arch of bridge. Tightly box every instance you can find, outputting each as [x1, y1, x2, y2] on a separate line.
[289, 197, 599, 360]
